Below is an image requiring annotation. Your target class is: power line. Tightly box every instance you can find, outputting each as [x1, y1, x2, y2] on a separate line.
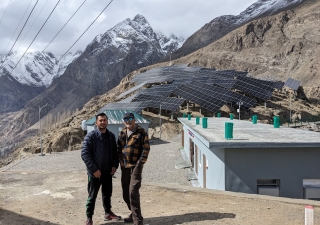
[42, 0, 87, 53]
[9, 0, 61, 74]
[1, 0, 32, 59]
[0, 0, 39, 69]
[0, 0, 12, 28]
[9, 0, 87, 81]
[58, 0, 114, 62]
[6, 0, 113, 85]
[15, 0, 49, 52]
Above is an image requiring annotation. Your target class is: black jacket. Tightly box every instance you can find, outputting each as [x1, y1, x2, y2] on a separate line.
[81, 128, 119, 177]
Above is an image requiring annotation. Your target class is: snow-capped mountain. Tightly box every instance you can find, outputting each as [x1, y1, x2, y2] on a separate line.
[236, 0, 304, 24]
[156, 32, 184, 55]
[0, 14, 184, 89]
[222, 0, 305, 25]
[86, 14, 184, 65]
[0, 51, 81, 87]
[171, 0, 305, 60]
[0, 14, 184, 115]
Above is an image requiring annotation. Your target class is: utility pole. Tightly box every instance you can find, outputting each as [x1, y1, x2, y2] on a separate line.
[237, 101, 243, 120]
[39, 103, 48, 156]
[159, 104, 162, 140]
[289, 91, 292, 123]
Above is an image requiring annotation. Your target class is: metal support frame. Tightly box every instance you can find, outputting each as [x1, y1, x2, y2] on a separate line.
[237, 101, 243, 120]
[159, 104, 162, 140]
[39, 103, 48, 156]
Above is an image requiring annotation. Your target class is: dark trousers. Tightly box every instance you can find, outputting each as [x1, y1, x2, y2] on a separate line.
[121, 165, 143, 224]
[86, 170, 112, 219]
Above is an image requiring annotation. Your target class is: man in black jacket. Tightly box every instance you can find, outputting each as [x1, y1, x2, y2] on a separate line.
[81, 113, 121, 225]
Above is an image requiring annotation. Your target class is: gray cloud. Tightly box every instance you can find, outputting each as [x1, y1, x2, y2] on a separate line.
[0, 0, 257, 55]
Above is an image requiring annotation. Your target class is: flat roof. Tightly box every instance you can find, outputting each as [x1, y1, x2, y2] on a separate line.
[178, 117, 320, 148]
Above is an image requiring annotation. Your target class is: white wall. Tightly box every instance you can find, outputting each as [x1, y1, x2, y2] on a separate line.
[183, 126, 225, 190]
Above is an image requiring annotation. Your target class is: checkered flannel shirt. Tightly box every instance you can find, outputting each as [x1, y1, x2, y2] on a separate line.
[117, 125, 150, 168]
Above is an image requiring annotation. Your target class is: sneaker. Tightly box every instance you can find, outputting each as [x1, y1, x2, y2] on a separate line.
[124, 214, 133, 223]
[104, 211, 122, 221]
[85, 218, 93, 225]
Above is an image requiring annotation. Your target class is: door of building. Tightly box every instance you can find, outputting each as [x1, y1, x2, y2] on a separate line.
[203, 154, 206, 188]
[195, 145, 198, 175]
[182, 128, 184, 148]
[189, 138, 194, 169]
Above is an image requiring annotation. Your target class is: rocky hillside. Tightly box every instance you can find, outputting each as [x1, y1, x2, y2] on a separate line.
[174, 0, 320, 86]
[0, 14, 184, 148]
[166, 0, 305, 61]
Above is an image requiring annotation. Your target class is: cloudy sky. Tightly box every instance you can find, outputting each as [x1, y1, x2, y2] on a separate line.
[0, 0, 257, 55]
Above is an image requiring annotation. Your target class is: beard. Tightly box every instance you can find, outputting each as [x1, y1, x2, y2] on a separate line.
[125, 124, 133, 128]
[97, 124, 107, 130]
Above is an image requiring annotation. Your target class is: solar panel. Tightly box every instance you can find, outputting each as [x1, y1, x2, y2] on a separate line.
[137, 84, 178, 97]
[233, 80, 273, 100]
[118, 93, 138, 103]
[160, 98, 185, 111]
[207, 70, 247, 77]
[284, 78, 300, 90]
[173, 84, 225, 112]
[274, 81, 285, 90]
[98, 101, 150, 113]
[187, 82, 256, 108]
[116, 81, 147, 100]
[131, 94, 184, 111]
[126, 65, 280, 108]
[237, 77, 283, 92]
[206, 78, 237, 89]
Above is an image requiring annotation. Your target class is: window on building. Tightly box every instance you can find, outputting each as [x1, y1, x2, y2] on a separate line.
[257, 179, 280, 197]
[303, 179, 320, 200]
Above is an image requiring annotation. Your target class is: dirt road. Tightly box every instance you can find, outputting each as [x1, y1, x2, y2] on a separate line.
[1, 140, 320, 225]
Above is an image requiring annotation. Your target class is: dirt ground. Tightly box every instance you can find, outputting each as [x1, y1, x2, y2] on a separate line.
[1, 152, 320, 225]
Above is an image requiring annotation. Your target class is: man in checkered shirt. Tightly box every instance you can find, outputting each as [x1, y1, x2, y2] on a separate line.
[117, 112, 150, 225]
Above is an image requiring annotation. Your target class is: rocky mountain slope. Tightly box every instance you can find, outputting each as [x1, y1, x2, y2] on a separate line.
[0, 51, 81, 113]
[173, 0, 320, 86]
[166, 0, 305, 61]
[0, 14, 183, 152]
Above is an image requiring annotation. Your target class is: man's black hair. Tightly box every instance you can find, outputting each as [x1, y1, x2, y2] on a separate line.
[96, 112, 108, 120]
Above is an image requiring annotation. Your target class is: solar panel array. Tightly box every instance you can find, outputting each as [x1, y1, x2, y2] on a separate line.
[284, 78, 300, 90]
[112, 65, 290, 113]
[174, 82, 256, 109]
[98, 101, 151, 113]
[233, 79, 273, 100]
[237, 76, 284, 92]
[137, 84, 178, 97]
[116, 81, 147, 100]
[173, 84, 225, 112]
[206, 78, 237, 89]
[132, 94, 184, 111]
[118, 93, 138, 103]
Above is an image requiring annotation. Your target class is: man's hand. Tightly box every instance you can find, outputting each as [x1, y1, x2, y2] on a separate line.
[120, 161, 125, 167]
[93, 169, 101, 178]
[110, 167, 117, 175]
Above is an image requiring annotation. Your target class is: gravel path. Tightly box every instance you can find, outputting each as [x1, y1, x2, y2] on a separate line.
[1, 136, 192, 186]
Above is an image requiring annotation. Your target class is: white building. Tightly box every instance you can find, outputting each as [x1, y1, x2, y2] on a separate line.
[178, 117, 320, 199]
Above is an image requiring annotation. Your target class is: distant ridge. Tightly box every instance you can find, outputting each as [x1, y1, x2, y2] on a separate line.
[165, 0, 305, 61]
